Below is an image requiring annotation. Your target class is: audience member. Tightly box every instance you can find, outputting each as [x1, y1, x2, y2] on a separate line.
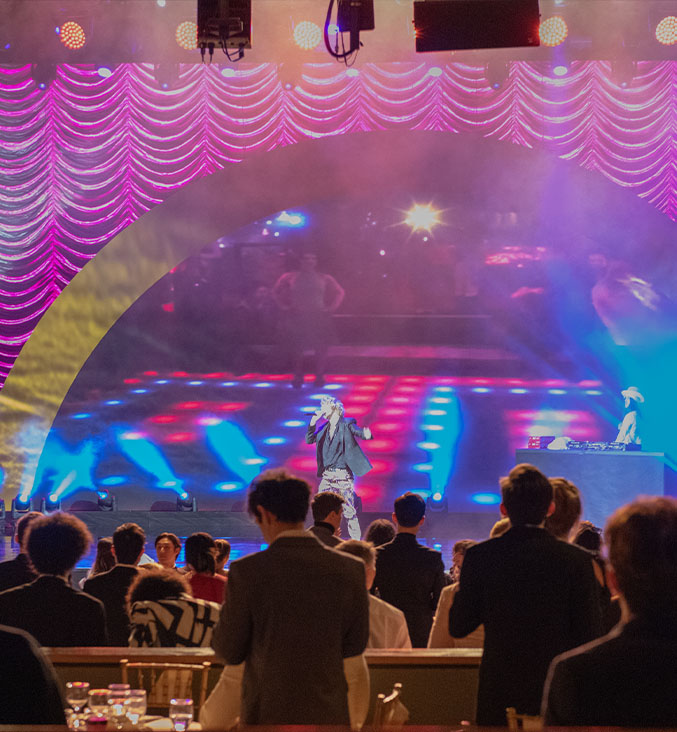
[309, 491, 344, 547]
[185, 532, 227, 604]
[0, 624, 66, 724]
[489, 517, 510, 537]
[0, 511, 42, 592]
[365, 518, 396, 547]
[154, 533, 182, 572]
[84, 522, 146, 646]
[127, 569, 221, 647]
[0, 513, 107, 646]
[214, 539, 231, 577]
[449, 464, 602, 724]
[373, 492, 445, 647]
[79, 536, 115, 589]
[544, 477, 582, 541]
[543, 496, 677, 726]
[211, 468, 369, 727]
[428, 540, 483, 649]
[338, 540, 411, 649]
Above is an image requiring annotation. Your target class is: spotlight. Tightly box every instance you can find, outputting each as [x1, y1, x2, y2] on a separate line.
[40, 494, 62, 513]
[97, 490, 117, 511]
[294, 21, 322, 50]
[405, 203, 441, 233]
[59, 21, 86, 50]
[176, 21, 198, 51]
[97, 66, 114, 79]
[539, 16, 568, 47]
[486, 61, 509, 90]
[177, 491, 197, 512]
[656, 16, 677, 45]
[426, 492, 448, 512]
[11, 496, 32, 519]
[552, 64, 569, 77]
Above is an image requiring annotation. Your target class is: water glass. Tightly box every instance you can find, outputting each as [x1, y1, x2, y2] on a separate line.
[108, 683, 131, 695]
[126, 690, 147, 727]
[66, 682, 90, 713]
[169, 698, 194, 732]
[87, 689, 111, 718]
[107, 692, 130, 730]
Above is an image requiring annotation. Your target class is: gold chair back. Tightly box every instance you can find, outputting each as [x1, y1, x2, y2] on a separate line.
[506, 706, 544, 731]
[372, 682, 409, 731]
[120, 659, 211, 713]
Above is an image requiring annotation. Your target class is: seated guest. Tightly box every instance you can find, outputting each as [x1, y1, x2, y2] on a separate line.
[79, 536, 115, 589]
[185, 532, 227, 603]
[0, 624, 66, 724]
[428, 540, 484, 649]
[0, 511, 42, 592]
[544, 477, 582, 541]
[309, 491, 344, 547]
[84, 522, 146, 645]
[0, 513, 107, 646]
[127, 569, 221, 647]
[337, 540, 411, 649]
[215, 539, 231, 577]
[373, 492, 445, 647]
[365, 518, 396, 547]
[543, 496, 677, 726]
[154, 532, 182, 572]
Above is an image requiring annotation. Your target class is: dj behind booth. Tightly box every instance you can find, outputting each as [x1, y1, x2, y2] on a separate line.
[516, 387, 671, 526]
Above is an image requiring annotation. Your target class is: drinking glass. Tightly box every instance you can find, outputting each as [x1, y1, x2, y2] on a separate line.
[169, 698, 194, 732]
[126, 690, 147, 728]
[87, 689, 111, 718]
[107, 692, 130, 730]
[66, 682, 90, 713]
[107, 684, 131, 696]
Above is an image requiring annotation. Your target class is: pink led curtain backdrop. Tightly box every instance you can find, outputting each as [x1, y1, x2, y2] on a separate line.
[2, 60, 677, 386]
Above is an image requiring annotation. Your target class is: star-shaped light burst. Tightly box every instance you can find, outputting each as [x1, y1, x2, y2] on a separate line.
[405, 203, 442, 233]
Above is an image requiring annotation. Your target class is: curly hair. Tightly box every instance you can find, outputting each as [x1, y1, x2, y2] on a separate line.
[26, 513, 92, 575]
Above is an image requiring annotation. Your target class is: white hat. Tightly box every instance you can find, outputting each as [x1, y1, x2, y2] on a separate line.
[621, 386, 644, 403]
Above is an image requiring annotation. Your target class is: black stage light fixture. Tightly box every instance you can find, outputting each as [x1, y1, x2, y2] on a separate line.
[11, 496, 32, 519]
[97, 490, 117, 511]
[177, 491, 197, 512]
[197, 0, 252, 63]
[40, 494, 62, 513]
[426, 491, 448, 513]
[414, 0, 541, 53]
[325, 0, 375, 60]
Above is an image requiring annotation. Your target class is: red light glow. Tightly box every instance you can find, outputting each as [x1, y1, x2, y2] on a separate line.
[149, 415, 179, 424]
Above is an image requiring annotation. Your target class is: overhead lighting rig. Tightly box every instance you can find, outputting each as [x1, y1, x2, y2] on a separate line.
[324, 0, 375, 64]
[197, 0, 251, 63]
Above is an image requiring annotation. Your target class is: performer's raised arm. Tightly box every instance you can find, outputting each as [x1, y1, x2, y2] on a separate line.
[306, 409, 323, 444]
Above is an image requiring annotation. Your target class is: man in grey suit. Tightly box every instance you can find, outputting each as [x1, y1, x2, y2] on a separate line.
[211, 469, 370, 726]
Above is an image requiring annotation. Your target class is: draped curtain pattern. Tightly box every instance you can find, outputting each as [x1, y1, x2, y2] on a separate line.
[1, 60, 677, 386]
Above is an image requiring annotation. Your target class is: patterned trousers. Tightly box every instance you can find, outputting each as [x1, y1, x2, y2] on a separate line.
[318, 468, 361, 540]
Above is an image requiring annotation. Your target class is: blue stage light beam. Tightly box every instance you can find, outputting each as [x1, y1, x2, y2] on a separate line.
[115, 428, 184, 494]
[204, 420, 267, 485]
[33, 438, 97, 503]
[419, 393, 463, 499]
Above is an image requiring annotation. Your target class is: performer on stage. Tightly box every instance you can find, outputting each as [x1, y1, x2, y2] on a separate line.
[616, 386, 643, 445]
[306, 396, 373, 540]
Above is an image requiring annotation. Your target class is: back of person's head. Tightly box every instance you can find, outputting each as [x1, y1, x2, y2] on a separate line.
[544, 477, 582, 540]
[26, 512, 92, 576]
[365, 518, 396, 546]
[185, 532, 216, 575]
[500, 463, 553, 526]
[489, 517, 511, 538]
[92, 537, 115, 576]
[113, 523, 146, 565]
[573, 521, 603, 553]
[336, 539, 376, 567]
[154, 532, 181, 551]
[311, 491, 345, 522]
[214, 539, 231, 564]
[394, 492, 426, 527]
[15, 511, 43, 549]
[605, 496, 677, 616]
[126, 569, 191, 610]
[247, 468, 310, 524]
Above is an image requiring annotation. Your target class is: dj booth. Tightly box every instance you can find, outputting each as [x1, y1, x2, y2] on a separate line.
[515, 448, 668, 526]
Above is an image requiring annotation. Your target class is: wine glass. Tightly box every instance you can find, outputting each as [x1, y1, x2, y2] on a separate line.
[108, 683, 131, 695]
[169, 698, 194, 732]
[87, 689, 111, 718]
[66, 681, 90, 729]
[107, 692, 130, 730]
[126, 690, 147, 728]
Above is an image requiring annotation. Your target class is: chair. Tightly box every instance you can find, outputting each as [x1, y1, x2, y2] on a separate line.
[372, 682, 409, 731]
[506, 707, 543, 731]
[120, 659, 211, 713]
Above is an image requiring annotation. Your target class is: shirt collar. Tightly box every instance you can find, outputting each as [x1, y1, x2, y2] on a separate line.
[271, 529, 318, 545]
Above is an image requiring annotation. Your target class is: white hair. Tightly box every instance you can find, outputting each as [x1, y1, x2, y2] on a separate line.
[320, 396, 344, 415]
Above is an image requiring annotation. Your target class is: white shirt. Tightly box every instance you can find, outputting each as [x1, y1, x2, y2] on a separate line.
[368, 595, 412, 649]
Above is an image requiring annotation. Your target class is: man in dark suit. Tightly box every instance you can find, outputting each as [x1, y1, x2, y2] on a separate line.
[0, 511, 42, 592]
[373, 492, 445, 647]
[308, 490, 344, 547]
[0, 624, 66, 724]
[449, 464, 602, 725]
[542, 496, 677, 726]
[0, 513, 107, 646]
[84, 522, 145, 645]
[212, 468, 370, 726]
